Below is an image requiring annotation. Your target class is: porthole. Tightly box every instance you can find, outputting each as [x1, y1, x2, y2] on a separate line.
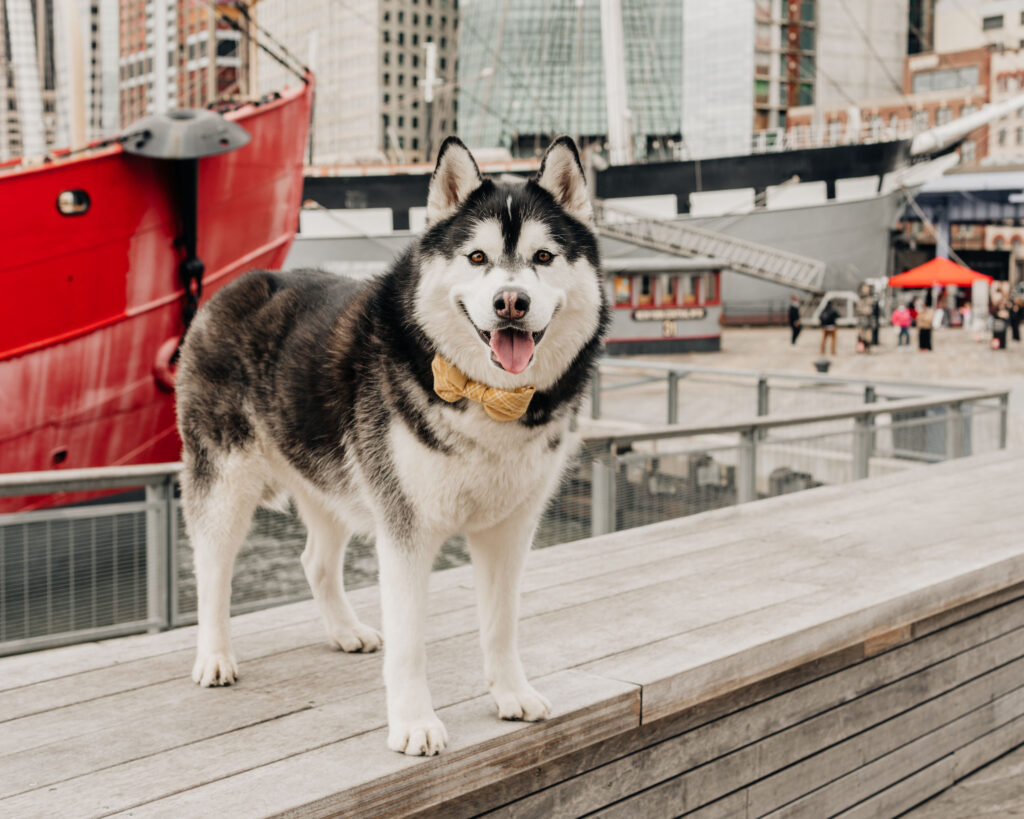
[57, 189, 90, 216]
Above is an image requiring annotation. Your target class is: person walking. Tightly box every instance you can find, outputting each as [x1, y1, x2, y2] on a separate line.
[917, 297, 934, 351]
[788, 295, 802, 345]
[1011, 296, 1023, 342]
[819, 300, 839, 356]
[855, 283, 874, 352]
[892, 302, 913, 347]
[992, 292, 1011, 349]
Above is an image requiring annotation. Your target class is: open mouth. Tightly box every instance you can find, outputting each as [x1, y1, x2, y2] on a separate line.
[460, 303, 546, 374]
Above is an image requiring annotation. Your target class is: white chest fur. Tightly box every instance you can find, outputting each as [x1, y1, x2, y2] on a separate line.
[388, 404, 574, 538]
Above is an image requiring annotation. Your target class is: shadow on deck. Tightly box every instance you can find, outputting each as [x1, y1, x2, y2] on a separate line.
[2, 449, 1023, 816]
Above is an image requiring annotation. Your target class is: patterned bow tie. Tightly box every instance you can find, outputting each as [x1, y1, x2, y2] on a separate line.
[431, 354, 536, 422]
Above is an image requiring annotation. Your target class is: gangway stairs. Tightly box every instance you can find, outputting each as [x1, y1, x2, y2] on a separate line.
[595, 202, 826, 295]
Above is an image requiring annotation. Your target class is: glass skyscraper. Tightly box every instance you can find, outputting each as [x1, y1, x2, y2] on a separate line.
[456, 0, 682, 161]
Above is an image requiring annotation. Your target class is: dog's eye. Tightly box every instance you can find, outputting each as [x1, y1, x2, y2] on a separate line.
[468, 250, 488, 265]
[534, 249, 554, 265]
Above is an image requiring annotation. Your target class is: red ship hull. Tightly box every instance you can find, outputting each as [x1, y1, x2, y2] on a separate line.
[0, 80, 313, 508]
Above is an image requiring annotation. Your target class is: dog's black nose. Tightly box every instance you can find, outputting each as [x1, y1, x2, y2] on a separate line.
[494, 289, 530, 320]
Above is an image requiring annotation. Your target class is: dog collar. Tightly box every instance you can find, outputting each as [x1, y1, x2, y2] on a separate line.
[431, 354, 536, 422]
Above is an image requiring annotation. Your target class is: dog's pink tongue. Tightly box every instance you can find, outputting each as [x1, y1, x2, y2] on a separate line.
[490, 329, 535, 374]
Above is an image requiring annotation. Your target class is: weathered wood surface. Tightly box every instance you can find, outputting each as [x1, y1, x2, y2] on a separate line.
[0, 449, 1022, 817]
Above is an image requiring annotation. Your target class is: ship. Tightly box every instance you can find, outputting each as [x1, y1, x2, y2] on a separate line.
[0, 75, 313, 502]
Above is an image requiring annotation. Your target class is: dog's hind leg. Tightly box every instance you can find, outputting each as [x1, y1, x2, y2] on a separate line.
[293, 489, 381, 653]
[182, 450, 262, 686]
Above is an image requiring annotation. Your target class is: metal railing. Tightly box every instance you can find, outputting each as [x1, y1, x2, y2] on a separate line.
[590, 358, 986, 426]
[0, 387, 1008, 656]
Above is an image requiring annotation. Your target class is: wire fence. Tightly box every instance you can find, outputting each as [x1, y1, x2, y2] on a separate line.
[0, 388, 1009, 655]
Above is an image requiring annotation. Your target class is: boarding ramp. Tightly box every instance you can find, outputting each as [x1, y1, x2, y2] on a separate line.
[594, 201, 827, 294]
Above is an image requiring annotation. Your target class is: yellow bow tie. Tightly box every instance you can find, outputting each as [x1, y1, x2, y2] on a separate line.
[432, 354, 536, 422]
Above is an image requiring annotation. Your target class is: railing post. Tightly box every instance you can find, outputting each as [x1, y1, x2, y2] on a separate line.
[737, 428, 757, 504]
[757, 375, 769, 417]
[667, 371, 679, 424]
[999, 394, 1009, 449]
[853, 414, 872, 480]
[145, 476, 173, 633]
[591, 448, 617, 537]
[946, 401, 964, 460]
[756, 375, 769, 440]
[590, 365, 602, 420]
[864, 385, 877, 456]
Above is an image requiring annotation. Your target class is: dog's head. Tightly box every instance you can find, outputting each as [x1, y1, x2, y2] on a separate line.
[414, 136, 605, 392]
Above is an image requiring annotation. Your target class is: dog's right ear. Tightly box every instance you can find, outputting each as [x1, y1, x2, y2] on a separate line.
[426, 137, 483, 224]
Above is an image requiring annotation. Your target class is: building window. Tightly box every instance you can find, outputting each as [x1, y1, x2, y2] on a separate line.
[613, 276, 631, 307]
[680, 275, 698, 305]
[384, 51, 390, 64]
[398, 74, 404, 85]
[398, 115, 404, 127]
[398, 52, 404, 64]
[700, 272, 719, 304]
[1017, 126, 1023, 145]
[411, 137, 419, 149]
[983, 14, 1004, 30]
[637, 276, 654, 307]
[412, 116, 419, 128]
[936, 107, 952, 125]
[999, 128, 1008, 146]
[658, 275, 678, 306]
[912, 109, 929, 130]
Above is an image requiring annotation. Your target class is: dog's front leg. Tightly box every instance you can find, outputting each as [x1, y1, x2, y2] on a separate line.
[468, 514, 552, 722]
[376, 531, 448, 756]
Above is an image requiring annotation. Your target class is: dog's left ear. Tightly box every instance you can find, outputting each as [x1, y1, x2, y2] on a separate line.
[535, 136, 593, 225]
[427, 137, 483, 224]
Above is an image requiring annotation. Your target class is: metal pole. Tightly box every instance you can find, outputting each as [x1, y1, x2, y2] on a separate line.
[757, 375, 769, 417]
[667, 371, 679, 424]
[737, 429, 757, 504]
[590, 449, 617, 536]
[864, 385, 877, 456]
[946, 401, 964, 459]
[145, 478, 172, 633]
[999, 395, 1009, 449]
[853, 414, 871, 480]
[590, 366, 602, 420]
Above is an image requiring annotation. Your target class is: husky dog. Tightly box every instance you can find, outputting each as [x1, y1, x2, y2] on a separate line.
[176, 135, 608, 756]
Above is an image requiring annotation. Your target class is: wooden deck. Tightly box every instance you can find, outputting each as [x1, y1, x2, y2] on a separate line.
[2, 449, 1023, 817]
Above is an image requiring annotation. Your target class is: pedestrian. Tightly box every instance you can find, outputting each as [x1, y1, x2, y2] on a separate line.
[892, 302, 912, 347]
[787, 294, 802, 345]
[992, 292, 1010, 350]
[855, 283, 873, 352]
[917, 296, 934, 351]
[819, 300, 839, 356]
[1011, 296, 1023, 342]
[871, 298, 881, 346]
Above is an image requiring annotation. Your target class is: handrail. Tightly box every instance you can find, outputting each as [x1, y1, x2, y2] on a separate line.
[582, 390, 1008, 450]
[0, 391, 1008, 498]
[0, 462, 181, 498]
[596, 358, 984, 393]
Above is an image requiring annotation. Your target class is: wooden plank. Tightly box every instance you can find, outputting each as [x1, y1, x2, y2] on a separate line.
[484, 607, 1024, 819]
[0, 527, 791, 722]
[592, 674, 1024, 819]
[813, 702, 1024, 819]
[0, 563, 817, 799]
[98, 671, 638, 818]
[746, 669, 1024, 816]
[580, 518, 1024, 723]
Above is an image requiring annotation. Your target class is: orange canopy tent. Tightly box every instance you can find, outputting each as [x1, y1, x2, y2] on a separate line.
[888, 257, 993, 288]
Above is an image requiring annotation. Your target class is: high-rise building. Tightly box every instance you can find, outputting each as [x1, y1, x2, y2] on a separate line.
[257, 0, 457, 165]
[457, 0, 683, 161]
[119, 0, 257, 127]
[933, 0, 1024, 52]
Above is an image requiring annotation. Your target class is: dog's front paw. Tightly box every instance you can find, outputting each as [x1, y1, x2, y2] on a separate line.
[327, 621, 382, 653]
[387, 714, 449, 756]
[192, 651, 238, 686]
[490, 682, 552, 722]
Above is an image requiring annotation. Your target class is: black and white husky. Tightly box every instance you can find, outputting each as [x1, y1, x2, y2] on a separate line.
[176, 136, 608, 756]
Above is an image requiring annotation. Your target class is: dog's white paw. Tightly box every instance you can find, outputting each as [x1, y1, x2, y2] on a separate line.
[327, 621, 382, 653]
[192, 651, 238, 686]
[491, 682, 551, 722]
[387, 714, 449, 756]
